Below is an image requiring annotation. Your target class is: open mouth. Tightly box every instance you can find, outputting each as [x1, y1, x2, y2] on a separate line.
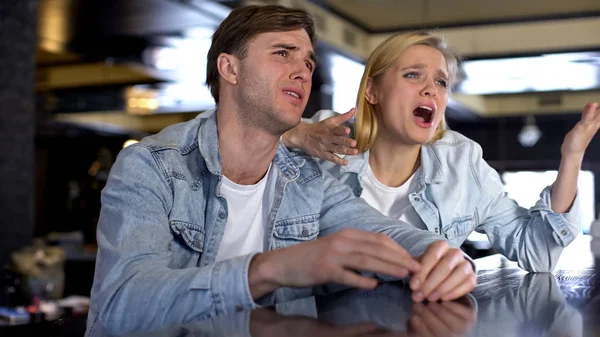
[283, 90, 302, 101]
[413, 105, 434, 124]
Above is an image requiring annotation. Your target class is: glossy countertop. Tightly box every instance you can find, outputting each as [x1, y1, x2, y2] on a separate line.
[89, 235, 599, 337]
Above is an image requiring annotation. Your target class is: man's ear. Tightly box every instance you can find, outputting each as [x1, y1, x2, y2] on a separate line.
[365, 77, 378, 104]
[217, 53, 239, 85]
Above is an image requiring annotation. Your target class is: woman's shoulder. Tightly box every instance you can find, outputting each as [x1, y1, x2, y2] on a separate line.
[435, 130, 476, 146]
[425, 130, 485, 166]
[431, 131, 483, 154]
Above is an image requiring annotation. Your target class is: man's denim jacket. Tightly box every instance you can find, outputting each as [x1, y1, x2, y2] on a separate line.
[85, 110, 448, 336]
[310, 111, 581, 274]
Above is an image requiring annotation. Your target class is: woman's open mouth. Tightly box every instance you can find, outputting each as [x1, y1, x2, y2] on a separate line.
[413, 105, 434, 124]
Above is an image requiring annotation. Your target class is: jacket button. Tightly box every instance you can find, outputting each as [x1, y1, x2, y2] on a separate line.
[414, 196, 421, 202]
[301, 228, 309, 237]
[219, 212, 226, 219]
[561, 229, 568, 236]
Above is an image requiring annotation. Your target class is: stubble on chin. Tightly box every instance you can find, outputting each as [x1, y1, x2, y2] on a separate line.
[237, 72, 304, 136]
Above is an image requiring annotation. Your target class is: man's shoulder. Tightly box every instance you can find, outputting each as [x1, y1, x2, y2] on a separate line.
[283, 148, 325, 174]
[138, 114, 207, 154]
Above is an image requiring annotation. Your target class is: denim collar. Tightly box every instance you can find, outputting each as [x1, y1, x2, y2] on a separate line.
[197, 108, 301, 181]
[340, 143, 444, 185]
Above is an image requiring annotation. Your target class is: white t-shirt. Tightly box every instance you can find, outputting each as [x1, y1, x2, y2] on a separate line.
[214, 164, 274, 262]
[361, 164, 426, 230]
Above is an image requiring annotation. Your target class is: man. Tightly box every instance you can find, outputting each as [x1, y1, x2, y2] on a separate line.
[86, 5, 476, 336]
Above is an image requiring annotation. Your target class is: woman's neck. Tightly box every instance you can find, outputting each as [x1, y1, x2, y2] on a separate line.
[368, 137, 421, 188]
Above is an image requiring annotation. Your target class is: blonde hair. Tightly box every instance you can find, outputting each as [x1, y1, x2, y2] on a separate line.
[355, 32, 461, 152]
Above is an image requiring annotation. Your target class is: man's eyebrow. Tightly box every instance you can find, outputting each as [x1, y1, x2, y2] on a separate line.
[270, 43, 317, 66]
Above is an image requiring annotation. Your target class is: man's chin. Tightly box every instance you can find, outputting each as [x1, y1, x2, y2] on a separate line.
[276, 118, 302, 136]
[275, 109, 303, 130]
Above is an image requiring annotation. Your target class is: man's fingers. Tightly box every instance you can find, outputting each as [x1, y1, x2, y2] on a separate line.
[329, 143, 357, 156]
[327, 230, 421, 274]
[426, 260, 474, 302]
[415, 303, 454, 337]
[334, 323, 384, 336]
[341, 253, 410, 279]
[335, 240, 418, 275]
[330, 133, 357, 147]
[425, 302, 473, 333]
[324, 153, 348, 166]
[440, 300, 477, 321]
[353, 231, 421, 272]
[419, 250, 465, 301]
[326, 108, 356, 125]
[332, 268, 378, 290]
[410, 241, 448, 292]
[331, 125, 352, 136]
[441, 274, 478, 301]
[409, 313, 435, 337]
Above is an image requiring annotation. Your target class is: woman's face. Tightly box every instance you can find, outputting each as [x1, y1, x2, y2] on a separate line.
[366, 45, 449, 146]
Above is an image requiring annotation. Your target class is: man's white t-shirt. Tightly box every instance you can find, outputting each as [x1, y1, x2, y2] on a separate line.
[360, 164, 427, 230]
[214, 164, 274, 262]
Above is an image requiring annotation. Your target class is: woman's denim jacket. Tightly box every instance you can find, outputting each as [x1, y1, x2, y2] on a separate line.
[311, 111, 581, 274]
[85, 110, 449, 336]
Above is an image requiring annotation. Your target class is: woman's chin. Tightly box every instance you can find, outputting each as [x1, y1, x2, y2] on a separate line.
[408, 131, 437, 145]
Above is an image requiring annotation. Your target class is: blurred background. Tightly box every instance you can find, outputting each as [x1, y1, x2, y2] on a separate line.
[0, 0, 599, 315]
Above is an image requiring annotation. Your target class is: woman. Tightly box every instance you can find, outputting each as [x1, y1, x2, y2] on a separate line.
[283, 32, 599, 279]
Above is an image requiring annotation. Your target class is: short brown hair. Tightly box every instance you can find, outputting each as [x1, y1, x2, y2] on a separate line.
[206, 5, 316, 104]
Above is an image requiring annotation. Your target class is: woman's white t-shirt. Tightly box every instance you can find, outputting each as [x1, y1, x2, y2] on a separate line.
[360, 164, 427, 230]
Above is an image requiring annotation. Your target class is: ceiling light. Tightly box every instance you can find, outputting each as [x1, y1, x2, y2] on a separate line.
[518, 115, 542, 147]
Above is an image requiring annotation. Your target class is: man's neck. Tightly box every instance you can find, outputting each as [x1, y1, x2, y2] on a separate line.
[217, 108, 281, 185]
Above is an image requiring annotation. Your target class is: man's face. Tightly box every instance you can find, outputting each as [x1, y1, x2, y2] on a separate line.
[235, 29, 315, 135]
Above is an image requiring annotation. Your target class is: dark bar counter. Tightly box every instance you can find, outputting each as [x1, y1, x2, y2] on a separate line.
[83, 236, 598, 337]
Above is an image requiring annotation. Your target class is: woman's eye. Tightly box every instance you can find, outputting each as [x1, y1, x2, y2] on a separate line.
[404, 72, 419, 79]
[437, 79, 448, 88]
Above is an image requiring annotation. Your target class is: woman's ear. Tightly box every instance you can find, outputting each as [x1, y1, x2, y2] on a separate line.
[217, 53, 238, 85]
[365, 77, 378, 105]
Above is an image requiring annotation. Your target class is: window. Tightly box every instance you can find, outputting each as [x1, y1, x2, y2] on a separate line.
[328, 53, 365, 113]
[456, 52, 600, 95]
[468, 170, 595, 244]
[502, 170, 595, 233]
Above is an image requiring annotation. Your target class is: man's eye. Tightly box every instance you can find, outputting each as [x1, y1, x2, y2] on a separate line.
[275, 50, 288, 57]
[306, 62, 314, 71]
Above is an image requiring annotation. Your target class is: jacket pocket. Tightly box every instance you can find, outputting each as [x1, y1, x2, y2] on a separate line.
[169, 220, 205, 253]
[442, 215, 474, 240]
[274, 214, 320, 242]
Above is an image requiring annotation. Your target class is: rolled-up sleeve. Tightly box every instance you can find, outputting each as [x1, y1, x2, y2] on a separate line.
[472, 142, 581, 272]
[533, 185, 580, 246]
